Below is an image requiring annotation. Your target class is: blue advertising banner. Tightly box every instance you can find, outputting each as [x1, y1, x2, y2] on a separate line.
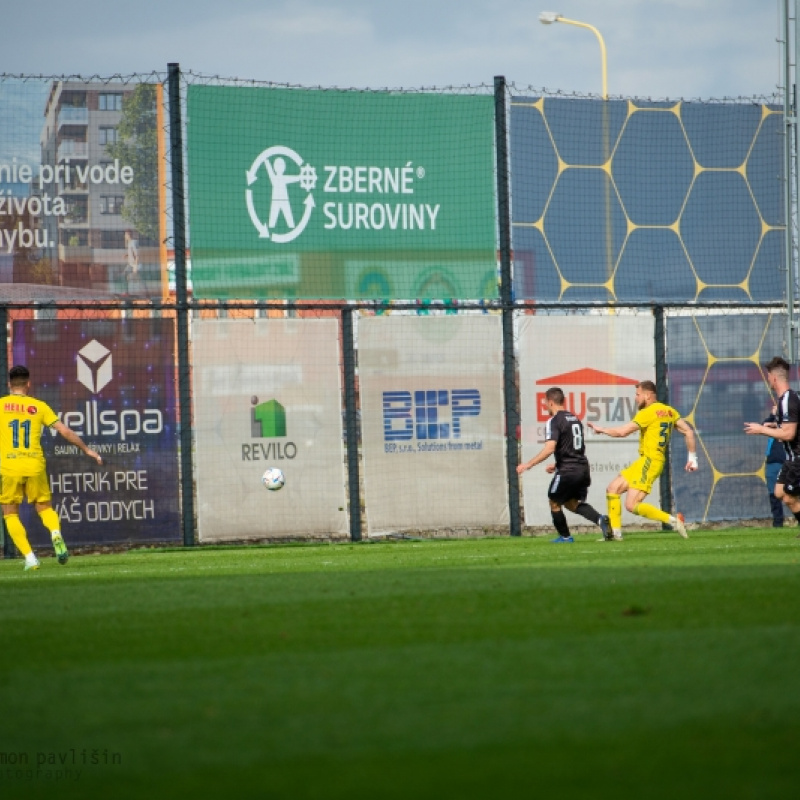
[12, 319, 180, 545]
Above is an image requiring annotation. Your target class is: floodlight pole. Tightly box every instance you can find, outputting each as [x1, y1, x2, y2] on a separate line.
[792, 0, 800, 362]
[540, 12, 612, 285]
[781, 0, 799, 362]
[539, 12, 608, 100]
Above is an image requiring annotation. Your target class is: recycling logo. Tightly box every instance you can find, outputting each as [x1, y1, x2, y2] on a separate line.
[245, 146, 317, 243]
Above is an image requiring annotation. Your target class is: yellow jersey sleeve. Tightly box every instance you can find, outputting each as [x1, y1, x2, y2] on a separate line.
[633, 403, 680, 461]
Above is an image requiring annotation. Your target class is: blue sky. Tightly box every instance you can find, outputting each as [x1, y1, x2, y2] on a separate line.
[0, 1, 784, 101]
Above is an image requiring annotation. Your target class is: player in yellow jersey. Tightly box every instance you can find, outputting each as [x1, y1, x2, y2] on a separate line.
[587, 380, 698, 541]
[1, 365, 102, 571]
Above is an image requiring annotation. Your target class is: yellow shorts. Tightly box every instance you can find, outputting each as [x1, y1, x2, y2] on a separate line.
[621, 455, 664, 495]
[0, 471, 52, 506]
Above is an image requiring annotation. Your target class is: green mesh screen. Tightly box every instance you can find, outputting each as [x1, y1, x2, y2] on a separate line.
[186, 85, 498, 301]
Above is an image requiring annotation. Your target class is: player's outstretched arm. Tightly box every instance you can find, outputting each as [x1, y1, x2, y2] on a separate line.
[517, 440, 556, 474]
[675, 418, 698, 471]
[587, 420, 639, 438]
[52, 421, 104, 466]
[744, 420, 797, 442]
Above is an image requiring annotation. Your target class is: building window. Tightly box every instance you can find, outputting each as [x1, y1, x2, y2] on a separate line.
[61, 230, 88, 247]
[65, 197, 89, 223]
[62, 91, 87, 108]
[100, 230, 126, 249]
[100, 196, 125, 215]
[99, 127, 118, 146]
[65, 172, 88, 191]
[99, 93, 123, 111]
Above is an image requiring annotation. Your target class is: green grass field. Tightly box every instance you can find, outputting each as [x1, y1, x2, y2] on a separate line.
[1, 529, 798, 800]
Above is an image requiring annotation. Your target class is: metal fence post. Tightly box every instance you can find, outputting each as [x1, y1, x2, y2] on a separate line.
[654, 306, 674, 519]
[782, 0, 797, 361]
[495, 76, 522, 536]
[168, 63, 196, 547]
[341, 308, 362, 542]
[0, 305, 11, 559]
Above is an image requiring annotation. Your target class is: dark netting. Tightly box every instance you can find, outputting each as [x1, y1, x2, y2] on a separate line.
[666, 310, 790, 523]
[0, 72, 794, 547]
[510, 95, 785, 303]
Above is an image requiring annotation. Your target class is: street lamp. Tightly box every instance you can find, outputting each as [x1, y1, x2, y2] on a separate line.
[540, 11, 613, 287]
[539, 11, 608, 100]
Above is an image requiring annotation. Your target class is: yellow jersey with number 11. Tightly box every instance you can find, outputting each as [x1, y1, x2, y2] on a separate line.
[0, 394, 58, 477]
[632, 402, 680, 462]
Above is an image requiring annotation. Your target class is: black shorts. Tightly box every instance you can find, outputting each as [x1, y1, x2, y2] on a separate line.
[777, 460, 800, 496]
[548, 469, 590, 505]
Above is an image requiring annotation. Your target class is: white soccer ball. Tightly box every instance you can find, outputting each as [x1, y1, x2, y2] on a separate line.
[262, 467, 285, 491]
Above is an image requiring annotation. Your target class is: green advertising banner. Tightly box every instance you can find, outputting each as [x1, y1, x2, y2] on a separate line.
[187, 86, 497, 300]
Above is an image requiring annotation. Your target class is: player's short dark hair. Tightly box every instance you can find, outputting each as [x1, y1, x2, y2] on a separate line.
[545, 387, 565, 405]
[636, 380, 657, 395]
[8, 365, 30, 386]
[765, 356, 790, 377]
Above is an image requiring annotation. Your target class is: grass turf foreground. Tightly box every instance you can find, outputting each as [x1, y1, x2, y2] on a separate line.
[0, 529, 798, 800]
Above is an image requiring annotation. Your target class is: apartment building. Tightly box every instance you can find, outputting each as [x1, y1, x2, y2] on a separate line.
[39, 80, 158, 296]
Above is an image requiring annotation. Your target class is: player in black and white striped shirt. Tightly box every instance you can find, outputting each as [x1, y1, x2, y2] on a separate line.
[745, 356, 800, 535]
[517, 387, 611, 542]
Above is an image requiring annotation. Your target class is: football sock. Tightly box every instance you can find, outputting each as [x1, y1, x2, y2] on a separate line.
[607, 494, 622, 530]
[551, 510, 570, 538]
[572, 502, 601, 525]
[793, 511, 800, 525]
[633, 502, 672, 525]
[4, 513, 33, 558]
[38, 508, 61, 538]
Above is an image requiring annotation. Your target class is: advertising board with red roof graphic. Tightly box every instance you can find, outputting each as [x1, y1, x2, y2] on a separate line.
[517, 315, 657, 527]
